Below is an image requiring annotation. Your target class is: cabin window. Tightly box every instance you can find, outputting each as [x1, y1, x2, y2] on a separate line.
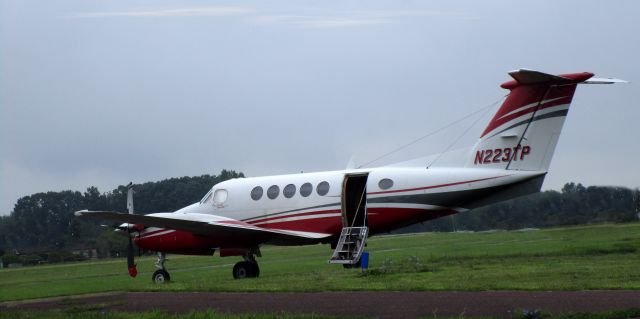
[213, 189, 228, 205]
[283, 184, 296, 198]
[378, 178, 394, 190]
[267, 185, 280, 199]
[251, 186, 263, 201]
[300, 183, 312, 197]
[316, 181, 330, 196]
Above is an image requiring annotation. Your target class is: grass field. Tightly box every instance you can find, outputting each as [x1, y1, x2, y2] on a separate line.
[1, 223, 639, 302]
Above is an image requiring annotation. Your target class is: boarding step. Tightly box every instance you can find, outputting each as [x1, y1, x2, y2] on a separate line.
[329, 226, 368, 264]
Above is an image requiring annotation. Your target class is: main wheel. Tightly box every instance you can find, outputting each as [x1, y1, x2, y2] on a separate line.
[232, 261, 259, 279]
[152, 269, 170, 284]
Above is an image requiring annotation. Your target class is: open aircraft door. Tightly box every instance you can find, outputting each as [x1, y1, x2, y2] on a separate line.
[329, 173, 369, 265]
[341, 173, 369, 228]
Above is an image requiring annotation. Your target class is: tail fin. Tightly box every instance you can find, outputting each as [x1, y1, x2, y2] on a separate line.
[467, 69, 594, 171]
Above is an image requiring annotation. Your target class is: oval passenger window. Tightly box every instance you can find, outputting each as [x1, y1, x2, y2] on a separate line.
[316, 181, 330, 196]
[267, 185, 280, 199]
[283, 184, 296, 198]
[251, 186, 263, 201]
[300, 183, 313, 197]
[378, 178, 394, 190]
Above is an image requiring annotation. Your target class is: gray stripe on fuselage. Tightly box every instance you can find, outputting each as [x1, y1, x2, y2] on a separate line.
[368, 174, 545, 209]
[243, 202, 341, 221]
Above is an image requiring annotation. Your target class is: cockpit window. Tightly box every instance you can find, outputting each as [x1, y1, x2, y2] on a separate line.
[200, 190, 213, 204]
[213, 189, 228, 205]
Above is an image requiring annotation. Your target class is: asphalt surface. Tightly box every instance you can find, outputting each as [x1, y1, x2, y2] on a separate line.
[2, 291, 640, 318]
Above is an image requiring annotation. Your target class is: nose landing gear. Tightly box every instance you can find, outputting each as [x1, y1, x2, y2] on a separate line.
[152, 252, 170, 284]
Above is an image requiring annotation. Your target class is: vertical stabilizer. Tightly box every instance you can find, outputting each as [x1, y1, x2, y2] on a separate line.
[467, 69, 594, 171]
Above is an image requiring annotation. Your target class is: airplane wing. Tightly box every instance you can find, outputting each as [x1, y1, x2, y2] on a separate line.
[75, 210, 331, 246]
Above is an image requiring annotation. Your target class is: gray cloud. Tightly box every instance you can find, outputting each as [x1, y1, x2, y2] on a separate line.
[252, 10, 475, 28]
[1, 0, 638, 215]
[73, 6, 254, 18]
[253, 15, 391, 28]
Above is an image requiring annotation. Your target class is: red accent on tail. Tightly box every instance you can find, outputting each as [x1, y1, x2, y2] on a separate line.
[128, 265, 138, 278]
[481, 72, 593, 138]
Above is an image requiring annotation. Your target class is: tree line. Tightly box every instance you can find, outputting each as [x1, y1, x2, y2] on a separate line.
[397, 182, 640, 233]
[0, 170, 244, 262]
[0, 171, 638, 263]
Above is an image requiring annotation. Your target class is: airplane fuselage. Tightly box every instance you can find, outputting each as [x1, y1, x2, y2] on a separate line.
[135, 166, 543, 254]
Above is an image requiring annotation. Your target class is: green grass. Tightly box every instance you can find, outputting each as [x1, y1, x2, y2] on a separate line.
[1, 223, 639, 301]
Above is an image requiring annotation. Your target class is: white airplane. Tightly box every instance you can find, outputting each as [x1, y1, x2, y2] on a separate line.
[76, 69, 625, 283]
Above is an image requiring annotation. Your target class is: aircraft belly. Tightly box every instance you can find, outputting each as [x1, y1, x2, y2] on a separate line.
[367, 206, 456, 234]
[134, 228, 272, 254]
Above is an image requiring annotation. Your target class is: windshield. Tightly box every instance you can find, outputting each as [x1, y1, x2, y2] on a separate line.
[200, 189, 213, 204]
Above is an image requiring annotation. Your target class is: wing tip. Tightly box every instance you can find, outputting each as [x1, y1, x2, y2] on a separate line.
[74, 209, 89, 217]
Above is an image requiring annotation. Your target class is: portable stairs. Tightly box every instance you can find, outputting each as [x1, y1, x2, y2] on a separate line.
[329, 226, 369, 264]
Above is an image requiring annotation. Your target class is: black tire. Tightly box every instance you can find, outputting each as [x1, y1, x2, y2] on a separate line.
[152, 269, 170, 284]
[233, 261, 259, 279]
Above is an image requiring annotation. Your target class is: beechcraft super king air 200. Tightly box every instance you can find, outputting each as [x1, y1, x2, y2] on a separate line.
[76, 69, 626, 283]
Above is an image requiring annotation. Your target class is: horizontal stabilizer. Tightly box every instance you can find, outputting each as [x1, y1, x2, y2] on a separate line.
[583, 77, 628, 84]
[508, 68, 578, 85]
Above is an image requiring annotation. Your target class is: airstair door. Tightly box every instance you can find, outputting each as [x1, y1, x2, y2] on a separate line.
[329, 173, 369, 264]
[341, 173, 369, 228]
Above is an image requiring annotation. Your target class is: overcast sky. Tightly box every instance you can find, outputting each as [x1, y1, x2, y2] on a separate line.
[1, 0, 638, 215]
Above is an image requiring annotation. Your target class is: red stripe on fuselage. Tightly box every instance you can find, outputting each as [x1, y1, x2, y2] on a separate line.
[257, 207, 457, 235]
[257, 214, 342, 235]
[247, 209, 341, 225]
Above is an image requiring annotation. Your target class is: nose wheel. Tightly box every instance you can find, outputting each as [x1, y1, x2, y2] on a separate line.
[152, 269, 171, 283]
[152, 252, 171, 284]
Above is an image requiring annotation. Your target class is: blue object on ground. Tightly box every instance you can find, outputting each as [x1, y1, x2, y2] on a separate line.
[361, 252, 369, 269]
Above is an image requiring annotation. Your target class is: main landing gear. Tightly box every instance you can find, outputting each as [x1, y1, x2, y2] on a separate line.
[152, 252, 170, 284]
[232, 249, 260, 279]
[151, 249, 260, 282]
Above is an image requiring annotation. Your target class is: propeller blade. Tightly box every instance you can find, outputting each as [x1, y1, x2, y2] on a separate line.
[127, 232, 137, 278]
[127, 183, 134, 215]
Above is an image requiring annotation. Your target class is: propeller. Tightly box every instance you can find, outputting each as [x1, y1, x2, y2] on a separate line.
[127, 229, 137, 277]
[126, 183, 138, 278]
